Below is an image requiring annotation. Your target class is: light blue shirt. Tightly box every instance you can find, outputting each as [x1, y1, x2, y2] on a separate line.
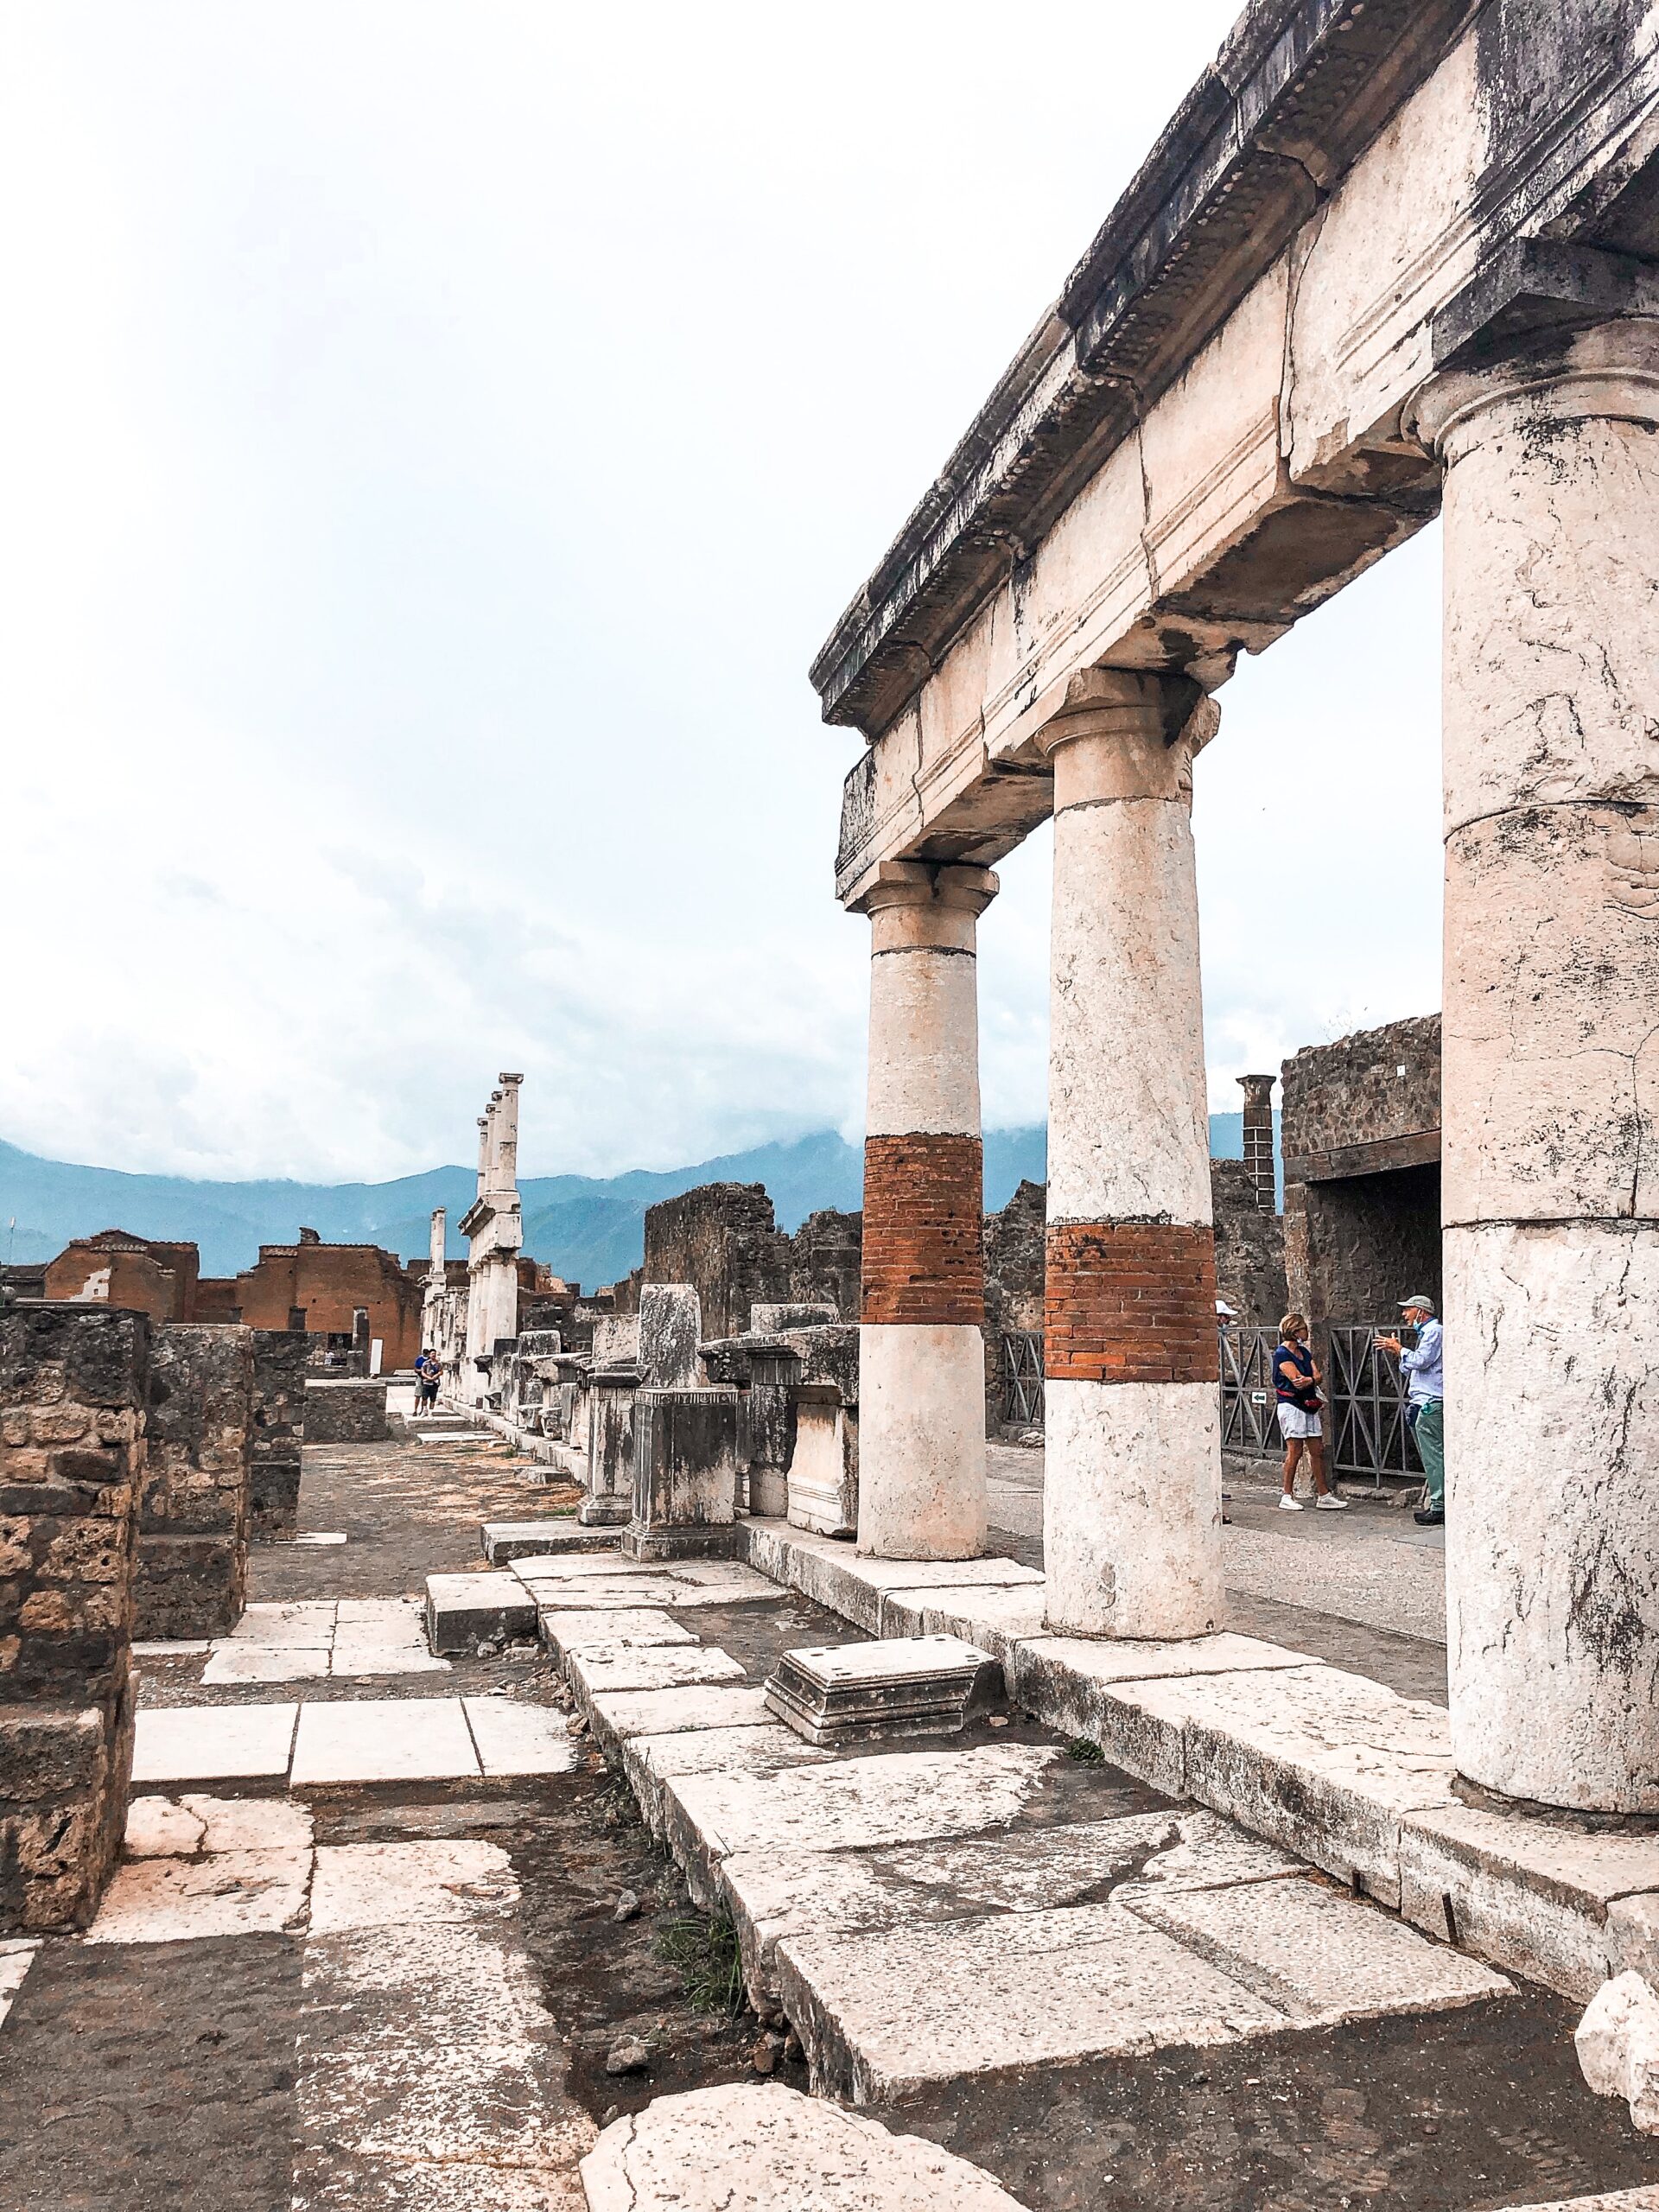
[1399, 1316, 1444, 1403]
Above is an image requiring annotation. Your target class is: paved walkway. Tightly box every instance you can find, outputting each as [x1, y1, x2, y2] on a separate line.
[988, 1445, 1450, 1704]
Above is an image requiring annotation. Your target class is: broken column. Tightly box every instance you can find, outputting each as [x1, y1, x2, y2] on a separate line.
[0, 1304, 143, 1931]
[741, 1303, 837, 1519]
[460, 1075, 525, 1403]
[1237, 1073, 1277, 1214]
[133, 1323, 253, 1638]
[622, 1285, 741, 1560]
[851, 861, 995, 1560]
[248, 1326, 306, 1536]
[421, 1205, 446, 1363]
[1408, 315, 1659, 1812]
[1035, 670, 1224, 1639]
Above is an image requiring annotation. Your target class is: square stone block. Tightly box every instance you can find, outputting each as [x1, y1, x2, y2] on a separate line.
[290, 1698, 480, 1785]
[132, 1701, 298, 1786]
[765, 1636, 1002, 1747]
[425, 1572, 540, 1656]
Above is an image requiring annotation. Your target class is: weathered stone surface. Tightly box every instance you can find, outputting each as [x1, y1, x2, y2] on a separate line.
[480, 1517, 617, 1563]
[582, 1372, 638, 1527]
[132, 1700, 298, 1786]
[878, 1580, 1050, 1659]
[638, 1285, 702, 1389]
[290, 1695, 479, 1784]
[1092, 1663, 1457, 1905]
[1128, 1871, 1508, 2023]
[461, 1694, 576, 1777]
[1400, 1802, 1659, 2004]
[135, 1324, 252, 1639]
[302, 1378, 390, 1445]
[620, 1724, 832, 1840]
[785, 1385, 858, 1541]
[753, 1532, 1042, 1637]
[764, 1635, 1001, 1748]
[1008, 1630, 1310, 1742]
[622, 1387, 740, 1562]
[580, 2082, 1027, 2210]
[1579, 1973, 1659, 2135]
[538, 1608, 697, 1662]
[776, 1901, 1287, 2102]
[587, 1684, 773, 1764]
[424, 1571, 539, 1656]
[569, 1645, 747, 1738]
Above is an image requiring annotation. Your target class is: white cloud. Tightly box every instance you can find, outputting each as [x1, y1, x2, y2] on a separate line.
[3, 1, 1441, 1180]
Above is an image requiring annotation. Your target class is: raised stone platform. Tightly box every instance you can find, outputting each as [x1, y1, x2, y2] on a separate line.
[764, 1635, 1001, 1747]
[480, 1518, 620, 1564]
[423, 1571, 539, 1655]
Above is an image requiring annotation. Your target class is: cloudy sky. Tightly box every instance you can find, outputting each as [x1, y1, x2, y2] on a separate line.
[2, 2, 1442, 1185]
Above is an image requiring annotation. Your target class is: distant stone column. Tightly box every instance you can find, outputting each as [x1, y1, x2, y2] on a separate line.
[1036, 670, 1223, 1640]
[1237, 1074, 1277, 1216]
[851, 861, 996, 1561]
[1408, 318, 1659, 1811]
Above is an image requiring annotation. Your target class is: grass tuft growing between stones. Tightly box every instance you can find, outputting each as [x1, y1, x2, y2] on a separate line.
[1065, 1736, 1105, 1764]
[655, 1912, 746, 2016]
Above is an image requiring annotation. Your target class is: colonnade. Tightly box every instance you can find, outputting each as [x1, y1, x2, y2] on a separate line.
[849, 319, 1659, 1816]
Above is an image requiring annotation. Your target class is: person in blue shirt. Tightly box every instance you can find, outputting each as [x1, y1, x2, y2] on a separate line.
[1376, 1295, 1445, 1526]
[1271, 1313, 1348, 1513]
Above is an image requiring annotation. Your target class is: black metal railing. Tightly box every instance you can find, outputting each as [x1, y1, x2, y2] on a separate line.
[1217, 1322, 1421, 1491]
[1001, 1331, 1045, 1427]
[1218, 1325, 1281, 1457]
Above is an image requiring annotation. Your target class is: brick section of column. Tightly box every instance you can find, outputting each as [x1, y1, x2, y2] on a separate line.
[861, 1134, 984, 1328]
[1046, 1221, 1219, 1384]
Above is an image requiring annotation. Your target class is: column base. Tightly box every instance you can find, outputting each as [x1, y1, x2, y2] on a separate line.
[1042, 1378, 1223, 1639]
[855, 1324, 985, 1560]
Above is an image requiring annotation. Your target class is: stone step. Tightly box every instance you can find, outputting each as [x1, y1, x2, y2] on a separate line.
[538, 1608, 698, 1664]
[424, 1571, 540, 1656]
[567, 1644, 749, 1746]
[719, 1805, 1300, 2008]
[480, 1518, 620, 1564]
[776, 1877, 1509, 2104]
[580, 2081, 1026, 2209]
[763, 1634, 1001, 1748]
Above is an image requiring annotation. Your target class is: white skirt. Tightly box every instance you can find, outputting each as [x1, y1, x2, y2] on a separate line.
[1276, 1402, 1322, 1440]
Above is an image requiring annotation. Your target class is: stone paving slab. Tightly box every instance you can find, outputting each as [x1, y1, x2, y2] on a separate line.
[776, 1900, 1289, 2101]
[1128, 1871, 1510, 2024]
[330, 1639, 453, 1679]
[879, 1581, 1050, 1660]
[133, 1700, 300, 1785]
[1095, 1663, 1459, 1906]
[425, 1571, 543, 1654]
[124, 1794, 314, 1857]
[461, 1694, 579, 1777]
[569, 1646, 747, 1737]
[739, 1521, 1043, 1637]
[0, 1942, 39, 2028]
[587, 1684, 775, 1763]
[720, 1806, 1300, 2005]
[1398, 1802, 1659, 2004]
[620, 1723, 834, 1840]
[290, 1697, 480, 1785]
[203, 1643, 331, 1684]
[581, 2082, 1027, 2210]
[86, 1848, 312, 1942]
[1491, 2196, 1659, 2211]
[480, 1517, 620, 1563]
[538, 1608, 697, 1660]
[225, 1601, 339, 1646]
[1008, 1630, 1311, 1741]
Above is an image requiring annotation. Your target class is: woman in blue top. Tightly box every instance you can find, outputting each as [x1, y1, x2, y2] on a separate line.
[1272, 1313, 1347, 1514]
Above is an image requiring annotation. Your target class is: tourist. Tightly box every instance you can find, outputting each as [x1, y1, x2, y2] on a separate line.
[1272, 1313, 1347, 1513]
[416, 1350, 440, 1408]
[1376, 1295, 1445, 1527]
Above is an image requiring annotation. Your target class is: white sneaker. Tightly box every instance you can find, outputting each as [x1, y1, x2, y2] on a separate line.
[1278, 1494, 1303, 1512]
[1315, 1494, 1350, 1511]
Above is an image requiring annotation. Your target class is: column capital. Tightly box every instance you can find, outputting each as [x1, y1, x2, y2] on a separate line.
[848, 860, 999, 926]
[1405, 315, 1659, 462]
[1236, 1072, 1276, 1109]
[1034, 667, 1219, 806]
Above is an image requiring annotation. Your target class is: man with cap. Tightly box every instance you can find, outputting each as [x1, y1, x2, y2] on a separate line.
[1375, 1296, 1444, 1526]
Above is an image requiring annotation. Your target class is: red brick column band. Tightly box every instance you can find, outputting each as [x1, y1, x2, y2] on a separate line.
[1046, 1221, 1219, 1384]
[861, 1133, 984, 1327]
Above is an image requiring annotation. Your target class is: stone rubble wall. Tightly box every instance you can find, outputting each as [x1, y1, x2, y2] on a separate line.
[302, 1378, 390, 1445]
[249, 1327, 307, 1536]
[0, 1303, 144, 1933]
[133, 1322, 252, 1639]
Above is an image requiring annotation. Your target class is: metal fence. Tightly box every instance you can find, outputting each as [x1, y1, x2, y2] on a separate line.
[1218, 1322, 1421, 1489]
[1217, 1325, 1281, 1456]
[1001, 1331, 1045, 1427]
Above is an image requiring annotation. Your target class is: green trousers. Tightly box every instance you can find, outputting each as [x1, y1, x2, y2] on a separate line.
[1414, 1398, 1445, 1510]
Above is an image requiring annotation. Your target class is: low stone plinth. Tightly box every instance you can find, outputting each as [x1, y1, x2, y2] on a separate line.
[302, 1379, 389, 1446]
[620, 1387, 741, 1562]
[424, 1571, 539, 1655]
[765, 1635, 1001, 1747]
[1, 1303, 145, 1932]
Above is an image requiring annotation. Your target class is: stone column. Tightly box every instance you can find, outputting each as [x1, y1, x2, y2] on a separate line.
[1036, 669, 1223, 1639]
[851, 861, 996, 1560]
[1408, 318, 1659, 1812]
[1237, 1074, 1277, 1215]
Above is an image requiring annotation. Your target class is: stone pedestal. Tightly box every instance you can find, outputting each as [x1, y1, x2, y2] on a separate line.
[1408, 317, 1659, 1812]
[134, 1323, 252, 1639]
[249, 1327, 306, 1537]
[0, 1304, 143, 1933]
[303, 1377, 390, 1445]
[621, 1386, 741, 1561]
[1036, 671, 1224, 1640]
[639, 1284, 702, 1388]
[765, 1635, 1001, 1746]
[743, 1340, 799, 1520]
[852, 861, 995, 1560]
[582, 1367, 639, 1526]
[785, 1383, 857, 1538]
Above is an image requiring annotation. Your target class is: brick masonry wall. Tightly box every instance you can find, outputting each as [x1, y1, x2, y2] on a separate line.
[303, 1379, 390, 1445]
[861, 1135, 984, 1329]
[0, 1304, 144, 1932]
[134, 1323, 252, 1639]
[249, 1329, 306, 1535]
[1046, 1221, 1219, 1385]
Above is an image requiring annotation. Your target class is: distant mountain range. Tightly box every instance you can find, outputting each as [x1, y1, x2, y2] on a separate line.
[0, 1115, 1254, 1292]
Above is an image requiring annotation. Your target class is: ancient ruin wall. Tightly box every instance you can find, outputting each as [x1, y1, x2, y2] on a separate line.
[1281, 1014, 1442, 1173]
[1211, 1160, 1289, 1325]
[0, 1304, 143, 1932]
[134, 1323, 252, 1639]
[642, 1185, 792, 1341]
[249, 1328, 307, 1536]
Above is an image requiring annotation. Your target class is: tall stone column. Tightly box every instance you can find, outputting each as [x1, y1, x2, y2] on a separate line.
[1408, 318, 1659, 1812]
[852, 861, 996, 1560]
[1237, 1073, 1277, 1215]
[1037, 670, 1223, 1639]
